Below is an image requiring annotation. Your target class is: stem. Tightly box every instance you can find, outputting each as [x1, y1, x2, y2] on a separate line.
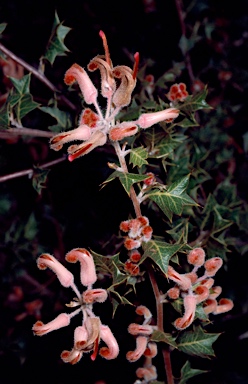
[146, 262, 174, 384]
[112, 141, 141, 217]
[0, 42, 76, 110]
[0, 156, 66, 183]
[0, 127, 54, 138]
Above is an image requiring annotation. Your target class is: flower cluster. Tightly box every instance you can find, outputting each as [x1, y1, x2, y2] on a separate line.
[49, 31, 179, 161]
[166, 248, 234, 330]
[127, 306, 158, 382]
[166, 82, 188, 102]
[32, 249, 119, 364]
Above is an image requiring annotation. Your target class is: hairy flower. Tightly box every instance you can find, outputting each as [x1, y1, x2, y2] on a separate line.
[65, 248, 97, 287]
[174, 294, 197, 330]
[32, 313, 71, 336]
[37, 253, 74, 288]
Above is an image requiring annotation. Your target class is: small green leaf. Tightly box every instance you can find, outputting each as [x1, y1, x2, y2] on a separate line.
[129, 146, 148, 168]
[150, 329, 177, 348]
[177, 325, 220, 358]
[42, 12, 71, 65]
[0, 103, 9, 127]
[0, 23, 7, 35]
[151, 135, 184, 159]
[102, 170, 149, 195]
[32, 166, 50, 194]
[142, 240, 184, 274]
[40, 106, 72, 130]
[10, 73, 32, 94]
[147, 175, 197, 221]
[91, 251, 127, 287]
[16, 94, 40, 119]
[178, 360, 208, 384]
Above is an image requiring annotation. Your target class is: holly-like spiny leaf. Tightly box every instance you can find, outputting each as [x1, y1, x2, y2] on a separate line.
[32, 166, 50, 194]
[147, 175, 198, 222]
[40, 106, 72, 131]
[142, 240, 185, 274]
[42, 12, 71, 65]
[178, 360, 208, 384]
[177, 325, 220, 358]
[102, 170, 149, 195]
[150, 329, 177, 348]
[91, 251, 127, 287]
[129, 146, 148, 168]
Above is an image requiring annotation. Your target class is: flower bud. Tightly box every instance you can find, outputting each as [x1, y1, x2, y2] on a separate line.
[109, 122, 138, 141]
[209, 286, 222, 299]
[204, 257, 223, 277]
[65, 248, 97, 287]
[174, 295, 197, 330]
[64, 63, 98, 105]
[74, 325, 88, 350]
[213, 298, 234, 314]
[194, 285, 209, 304]
[61, 348, 83, 364]
[167, 287, 180, 300]
[167, 266, 191, 291]
[144, 342, 158, 358]
[37, 254, 74, 288]
[135, 305, 152, 322]
[99, 324, 119, 360]
[187, 248, 205, 267]
[126, 335, 148, 362]
[136, 365, 157, 381]
[32, 313, 70, 336]
[203, 298, 218, 315]
[128, 323, 153, 336]
[82, 289, 108, 304]
[136, 108, 179, 129]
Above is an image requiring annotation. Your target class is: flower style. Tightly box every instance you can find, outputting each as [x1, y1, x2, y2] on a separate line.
[50, 31, 179, 161]
[32, 249, 119, 364]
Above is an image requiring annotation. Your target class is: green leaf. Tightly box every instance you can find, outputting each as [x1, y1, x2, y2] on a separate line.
[40, 106, 72, 130]
[178, 360, 208, 384]
[10, 74, 31, 94]
[0, 23, 7, 35]
[32, 166, 50, 194]
[42, 12, 71, 65]
[108, 289, 133, 317]
[177, 325, 220, 358]
[15, 94, 40, 120]
[24, 213, 38, 241]
[91, 251, 127, 287]
[180, 87, 212, 113]
[102, 170, 149, 195]
[147, 175, 197, 221]
[150, 329, 177, 348]
[129, 146, 148, 168]
[151, 135, 184, 159]
[0, 103, 9, 127]
[142, 240, 184, 274]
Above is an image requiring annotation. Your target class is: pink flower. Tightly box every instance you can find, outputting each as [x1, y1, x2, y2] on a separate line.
[32, 313, 70, 336]
[213, 298, 234, 314]
[126, 335, 148, 362]
[203, 298, 218, 315]
[50, 125, 91, 151]
[135, 305, 152, 323]
[209, 286, 222, 299]
[99, 324, 119, 360]
[204, 257, 223, 277]
[136, 108, 179, 129]
[112, 65, 137, 107]
[136, 365, 157, 381]
[128, 323, 153, 336]
[167, 266, 192, 291]
[194, 285, 209, 304]
[74, 325, 88, 349]
[65, 248, 97, 287]
[109, 122, 138, 141]
[174, 294, 197, 330]
[143, 342, 158, 358]
[37, 253, 74, 288]
[82, 289, 108, 304]
[187, 247, 205, 267]
[61, 348, 83, 365]
[64, 63, 98, 105]
[67, 130, 107, 162]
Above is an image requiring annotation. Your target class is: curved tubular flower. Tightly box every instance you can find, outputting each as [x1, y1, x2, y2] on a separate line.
[67, 130, 107, 162]
[204, 257, 223, 277]
[203, 298, 218, 315]
[135, 305, 152, 323]
[167, 266, 192, 291]
[64, 63, 98, 105]
[144, 342, 158, 358]
[213, 298, 234, 314]
[126, 335, 148, 362]
[37, 253, 74, 288]
[136, 365, 157, 381]
[112, 65, 137, 107]
[82, 289, 108, 304]
[65, 248, 97, 287]
[61, 348, 83, 365]
[128, 323, 153, 336]
[209, 286, 222, 299]
[99, 324, 119, 360]
[50, 125, 92, 151]
[88, 55, 116, 98]
[32, 313, 71, 336]
[109, 121, 138, 141]
[135, 108, 179, 129]
[74, 325, 89, 349]
[174, 294, 197, 330]
[194, 285, 209, 304]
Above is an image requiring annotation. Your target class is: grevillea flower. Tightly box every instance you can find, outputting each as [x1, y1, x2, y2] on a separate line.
[32, 313, 71, 336]
[49, 31, 179, 161]
[187, 247, 205, 267]
[126, 335, 148, 362]
[166, 83, 189, 102]
[136, 365, 157, 381]
[37, 253, 74, 288]
[33, 249, 119, 364]
[204, 257, 223, 277]
[128, 323, 153, 336]
[167, 266, 192, 291]
[174, 294, 197, 330]
[65, 248, 97, 286]
[213, 298, 234, 314]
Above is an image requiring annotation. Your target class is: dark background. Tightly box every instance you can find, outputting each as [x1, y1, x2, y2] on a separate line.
[0, 1, 248, 383]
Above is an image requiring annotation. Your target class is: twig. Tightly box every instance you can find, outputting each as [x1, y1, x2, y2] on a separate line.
[0, 42, 76, 110]
[146, 262, 174, 384]
[0, 127, 54, 138]
[0, 156, 66, 183]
